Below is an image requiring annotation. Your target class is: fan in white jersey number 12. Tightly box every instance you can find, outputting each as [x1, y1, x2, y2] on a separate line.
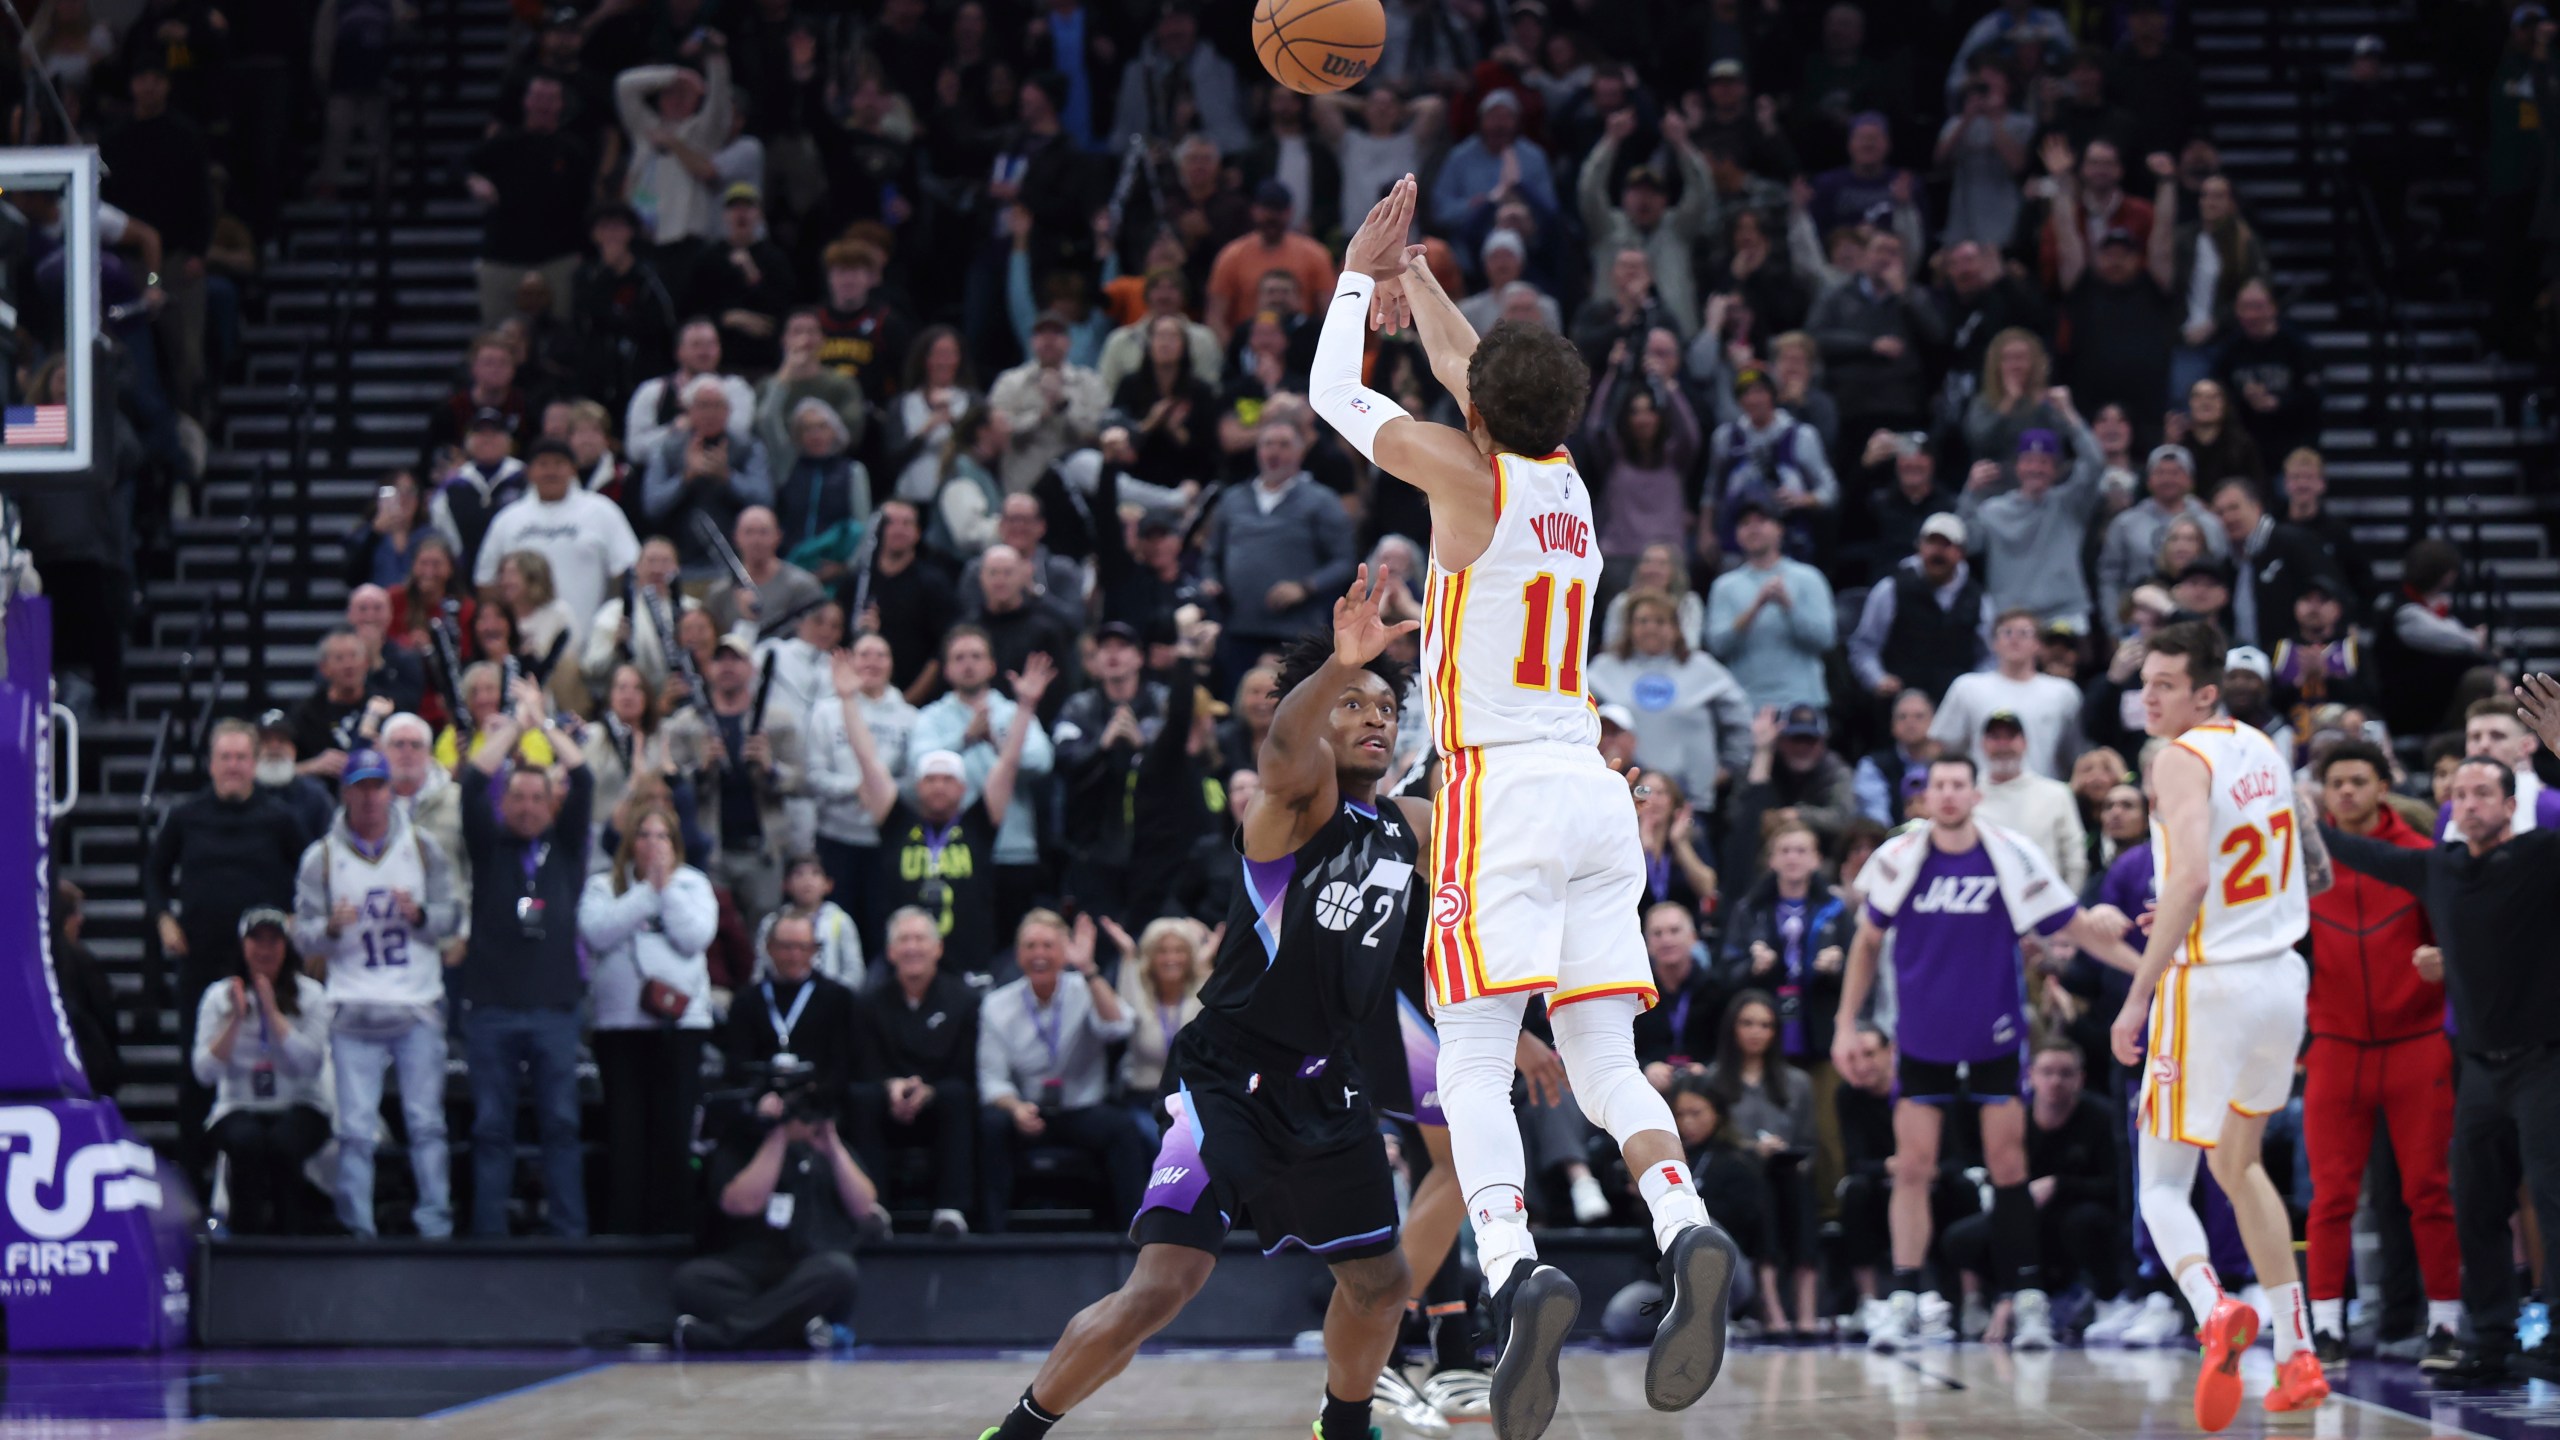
[1513, 571, 1588, 693]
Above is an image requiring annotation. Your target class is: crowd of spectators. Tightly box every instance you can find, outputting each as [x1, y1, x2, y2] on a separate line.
[73, 0, 2559, 1371]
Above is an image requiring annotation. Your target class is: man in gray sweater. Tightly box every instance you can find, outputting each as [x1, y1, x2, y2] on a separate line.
[1957, 392, 2106, 630]
[1201, 422, 1357, 681]
[2094, 444, 2226, 628]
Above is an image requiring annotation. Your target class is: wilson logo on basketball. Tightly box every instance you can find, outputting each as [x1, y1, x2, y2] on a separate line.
[1432, 883, 1469, 928]
[1321, 52, 1369, 78]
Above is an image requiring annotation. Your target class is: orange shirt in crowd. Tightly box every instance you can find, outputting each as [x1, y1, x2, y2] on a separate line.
[1205, 230, 1339, 338]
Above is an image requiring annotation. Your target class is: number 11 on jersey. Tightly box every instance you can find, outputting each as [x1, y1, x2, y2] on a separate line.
[1512, 572, 1586, 695]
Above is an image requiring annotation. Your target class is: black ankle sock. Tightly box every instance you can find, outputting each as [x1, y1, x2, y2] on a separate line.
[1319, 1390, 1371, 1440]
[994, 1388, 1062, 1440]
[1892, 1267, 1924, 1295]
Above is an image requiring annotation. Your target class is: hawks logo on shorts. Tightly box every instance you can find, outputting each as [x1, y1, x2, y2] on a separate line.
[1432, 883, 1469, 928]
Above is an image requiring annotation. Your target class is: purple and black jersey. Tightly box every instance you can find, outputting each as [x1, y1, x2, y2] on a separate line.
[1198, 798, 1421, 1064]
[1866, 840, 2073, 1065]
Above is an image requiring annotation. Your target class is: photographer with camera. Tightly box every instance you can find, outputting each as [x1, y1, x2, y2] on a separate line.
[673, 1074, 878, 1353]
[724, 912, 863, 1121]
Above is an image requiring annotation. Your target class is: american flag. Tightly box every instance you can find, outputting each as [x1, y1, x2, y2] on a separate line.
[2, 405, 67, 447]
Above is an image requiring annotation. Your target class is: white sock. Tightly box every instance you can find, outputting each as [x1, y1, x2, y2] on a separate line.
[2270, 1282, 2310, 1361]
[2311, 1297, 2344, 1337]
[1469, 1185, 1536, 1290]
[1635, 1159, 1706, 1249]
[2428, 1299, 2464, 1333]
[2175, 1263, 2225, 1326]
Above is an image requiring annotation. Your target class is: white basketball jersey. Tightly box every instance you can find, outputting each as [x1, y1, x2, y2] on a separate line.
[321, 826, 440, 1007]
[1420, 449, 1602, 755]
[2149, 719, 2308, 967]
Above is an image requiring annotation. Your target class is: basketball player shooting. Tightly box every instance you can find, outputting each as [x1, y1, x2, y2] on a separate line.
[2110, 622, 2334, 1430]
[1311, 175, 1740, 1440]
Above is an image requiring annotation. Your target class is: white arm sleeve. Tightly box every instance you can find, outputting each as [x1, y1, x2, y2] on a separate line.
[1310, 272, 1410, 463]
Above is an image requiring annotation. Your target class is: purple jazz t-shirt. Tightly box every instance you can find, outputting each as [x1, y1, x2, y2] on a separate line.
[1866, 842, 2073, 1064]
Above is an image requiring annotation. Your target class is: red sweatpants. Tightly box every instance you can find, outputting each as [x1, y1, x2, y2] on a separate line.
[2303, 1033, 2460, 1301]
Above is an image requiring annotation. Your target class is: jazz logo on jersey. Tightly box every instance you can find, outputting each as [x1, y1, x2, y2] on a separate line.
[1527, 511, 1590, 558]
[1909, 874, 1999, 914]
[1148, 1166, 1191, 1190]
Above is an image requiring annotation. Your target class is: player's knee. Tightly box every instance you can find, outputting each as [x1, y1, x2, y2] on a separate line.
[1331, 1252, 1411, 1315]
[2202, 1138, 2254, 1188]
[1118, 1259, 1212, 1332]
[1888, 1143, 1936, 1190]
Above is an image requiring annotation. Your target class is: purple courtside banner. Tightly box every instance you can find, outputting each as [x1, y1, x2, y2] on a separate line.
[0, 596, 195, 1350]
[0, 597, 88, 1098]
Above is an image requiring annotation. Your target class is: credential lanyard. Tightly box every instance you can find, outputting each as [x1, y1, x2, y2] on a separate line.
[763, 979, 814, 1051]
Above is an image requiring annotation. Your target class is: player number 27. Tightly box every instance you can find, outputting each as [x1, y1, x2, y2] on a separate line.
[1512, 572, 1587, 695]
[2219, 809, 2295, 905]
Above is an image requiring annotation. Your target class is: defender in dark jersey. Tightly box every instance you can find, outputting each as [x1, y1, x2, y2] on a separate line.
[982, 569, 1433, 1440]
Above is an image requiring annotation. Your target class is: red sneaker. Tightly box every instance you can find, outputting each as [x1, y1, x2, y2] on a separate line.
[2194, 1297, 2260, 1432]
[2263, 1351, 2332, 1413]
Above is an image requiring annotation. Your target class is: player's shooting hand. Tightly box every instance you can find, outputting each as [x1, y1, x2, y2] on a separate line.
[1345, 174, 1418, 280]
[1516, 1032, 1568, 1107]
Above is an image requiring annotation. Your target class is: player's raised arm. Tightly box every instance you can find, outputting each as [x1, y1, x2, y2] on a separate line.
[1246, 566, 1419, 862]
[1398, 246, 1478, 415]
[1310, 176, 1495, 511]
[2112, 743, 2211, 1065]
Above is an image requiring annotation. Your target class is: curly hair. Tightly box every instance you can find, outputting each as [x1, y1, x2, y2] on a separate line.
[1466, 320, 1590, 457]
[1272, 630, 1411, 714]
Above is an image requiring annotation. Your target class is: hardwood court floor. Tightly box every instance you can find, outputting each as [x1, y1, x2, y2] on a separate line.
[7, 1345, 2559, 1440]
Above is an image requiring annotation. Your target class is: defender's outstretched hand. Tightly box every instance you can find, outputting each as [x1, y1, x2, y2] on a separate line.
[1334, 564, 1420, 669]
[2516, 672, 2560, 755]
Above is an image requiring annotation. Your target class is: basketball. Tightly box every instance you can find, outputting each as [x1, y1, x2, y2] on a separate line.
[1252, 0, 1385, 95]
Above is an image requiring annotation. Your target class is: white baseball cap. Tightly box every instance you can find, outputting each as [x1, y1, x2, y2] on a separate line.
[2224, 646, 2271, 680]
[1919, 513, 1966, 547]
[913, 749, 968, 782]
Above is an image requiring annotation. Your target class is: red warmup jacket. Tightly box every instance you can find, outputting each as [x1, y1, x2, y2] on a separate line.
[2306, 804, 2441, 1044]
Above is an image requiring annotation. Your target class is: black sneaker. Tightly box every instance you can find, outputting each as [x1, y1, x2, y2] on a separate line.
[1646, 1222, 1741, 1411]
[2514, 1337, 2560, 1384]
[2420, 1327, 2461, 1373]
[2429, 1345, 2510, 1390]
[1487, 1264, 1579, 1440]
[2314, 1330, 2348, 1372]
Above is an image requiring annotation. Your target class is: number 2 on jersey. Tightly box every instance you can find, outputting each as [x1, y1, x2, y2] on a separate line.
[1512, 572, 1586, 695]
[2219, 808, 2295, 905]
